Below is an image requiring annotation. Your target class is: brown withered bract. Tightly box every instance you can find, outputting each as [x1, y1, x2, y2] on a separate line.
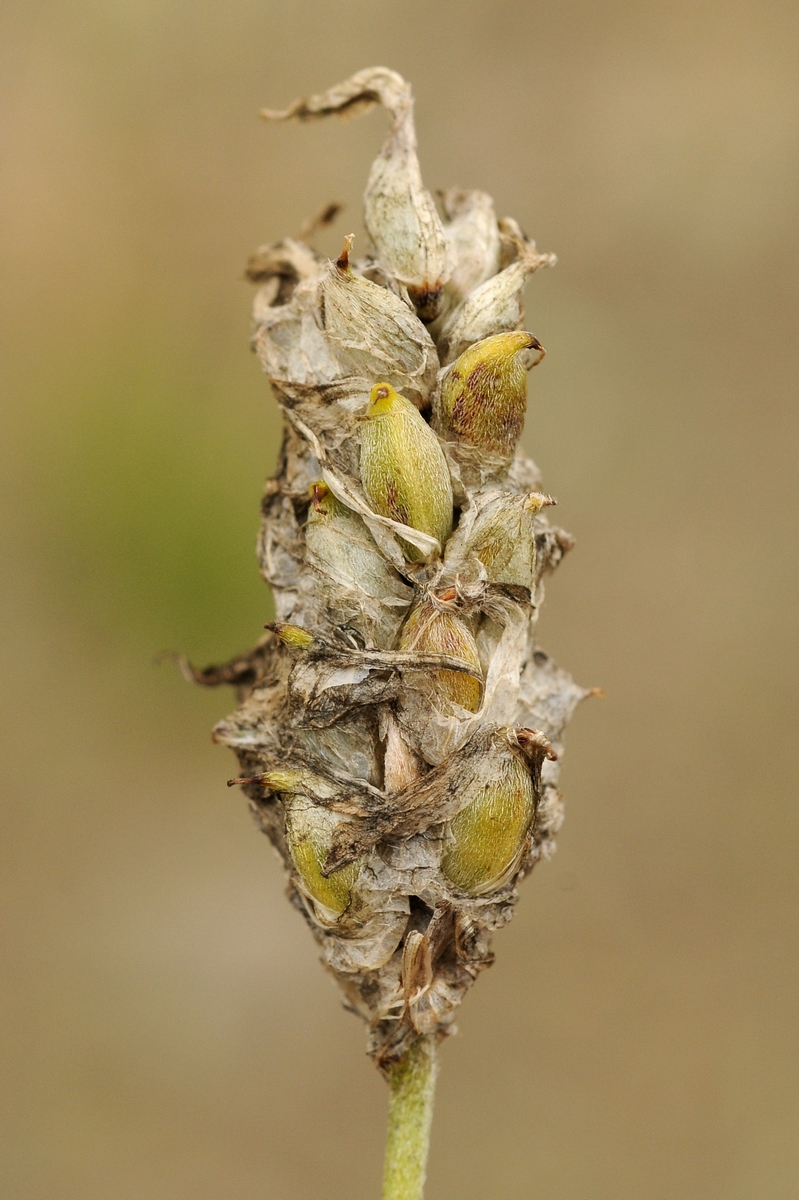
[191, 68, 594, 1072]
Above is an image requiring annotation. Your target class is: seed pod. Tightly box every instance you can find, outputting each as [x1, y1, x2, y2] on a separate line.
[256, 770, 360, 917]
[399, 592, 483, 713]
[445, 490, 556, 593]
[440, 751, 535, 896]
[434, 331, 544, 458]
[359, 382, 453, 561]
[305, 481, 412, 646]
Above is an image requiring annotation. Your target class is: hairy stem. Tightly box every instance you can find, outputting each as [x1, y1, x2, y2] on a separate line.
[383, 1035, 438, 1200]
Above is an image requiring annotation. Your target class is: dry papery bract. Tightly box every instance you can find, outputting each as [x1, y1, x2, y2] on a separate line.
[194, 67, 590, 1069]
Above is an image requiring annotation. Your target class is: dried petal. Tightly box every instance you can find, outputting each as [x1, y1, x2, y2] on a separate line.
[305, 481, 412, 648]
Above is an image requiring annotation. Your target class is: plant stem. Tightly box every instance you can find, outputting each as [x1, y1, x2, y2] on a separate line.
[382, 1034, 438, 1200]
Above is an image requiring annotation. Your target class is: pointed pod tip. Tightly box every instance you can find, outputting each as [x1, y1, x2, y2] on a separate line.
[335, 233, 356, 271]
[265, 622, 316, 649]
[366, 381, 402, 417]
[308, 480, 330, 510]
[524, 491, 558, 512]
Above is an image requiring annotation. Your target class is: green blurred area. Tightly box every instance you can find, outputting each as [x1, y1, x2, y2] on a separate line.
[2, 2, 798, 1198]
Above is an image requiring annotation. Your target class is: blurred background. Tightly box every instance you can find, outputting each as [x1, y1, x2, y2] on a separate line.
[2, 1, 798, 1197]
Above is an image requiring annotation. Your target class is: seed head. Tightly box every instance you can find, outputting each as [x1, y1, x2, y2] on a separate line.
[207, 66, 588, 1072]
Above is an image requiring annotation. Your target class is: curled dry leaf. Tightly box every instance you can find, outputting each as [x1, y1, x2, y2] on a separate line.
[263, 67, 451, 320]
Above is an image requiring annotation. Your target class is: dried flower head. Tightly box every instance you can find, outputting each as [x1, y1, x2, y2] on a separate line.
[195, 69, 593, 1106]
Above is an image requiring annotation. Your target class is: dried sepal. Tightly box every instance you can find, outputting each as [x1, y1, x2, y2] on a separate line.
[319, 236, 439, 406]
[437, 189, 501, 316]
[304, 480, 412, 648]
[359, 383, 453, 561]
[437, 238, 555, 365]
[443, 489, 557, 595]
[246, 236, 321, 290]
[262, 68, 451, 320]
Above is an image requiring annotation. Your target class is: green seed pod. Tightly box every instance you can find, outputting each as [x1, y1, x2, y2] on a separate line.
[434, 331, 544, 458]
[399, 591, 483, 713]
[305, 481, 412, 646]
[440, 751, 535, 896]
[359, 382, 453, 561]
[260, 770, 360, 917]
[285, 799, 360, 917]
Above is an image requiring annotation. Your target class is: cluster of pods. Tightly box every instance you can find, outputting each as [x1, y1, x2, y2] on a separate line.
[207, 69, 590, 1066]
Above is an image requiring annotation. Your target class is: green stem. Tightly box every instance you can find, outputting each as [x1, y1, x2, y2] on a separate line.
[382, 1034, 438, 1200]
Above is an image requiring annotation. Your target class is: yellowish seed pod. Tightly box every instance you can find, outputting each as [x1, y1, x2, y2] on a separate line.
[399, 591, 483, 713]
[434, 331, 544, 457]
[440, 753, 535, 895]
[284, 799, 360, 917]
[359, 382, 453, 561]
[260, 769, 359, 917]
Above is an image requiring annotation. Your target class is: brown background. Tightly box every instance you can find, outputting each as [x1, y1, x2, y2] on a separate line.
[2, 2, 798, 1197]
